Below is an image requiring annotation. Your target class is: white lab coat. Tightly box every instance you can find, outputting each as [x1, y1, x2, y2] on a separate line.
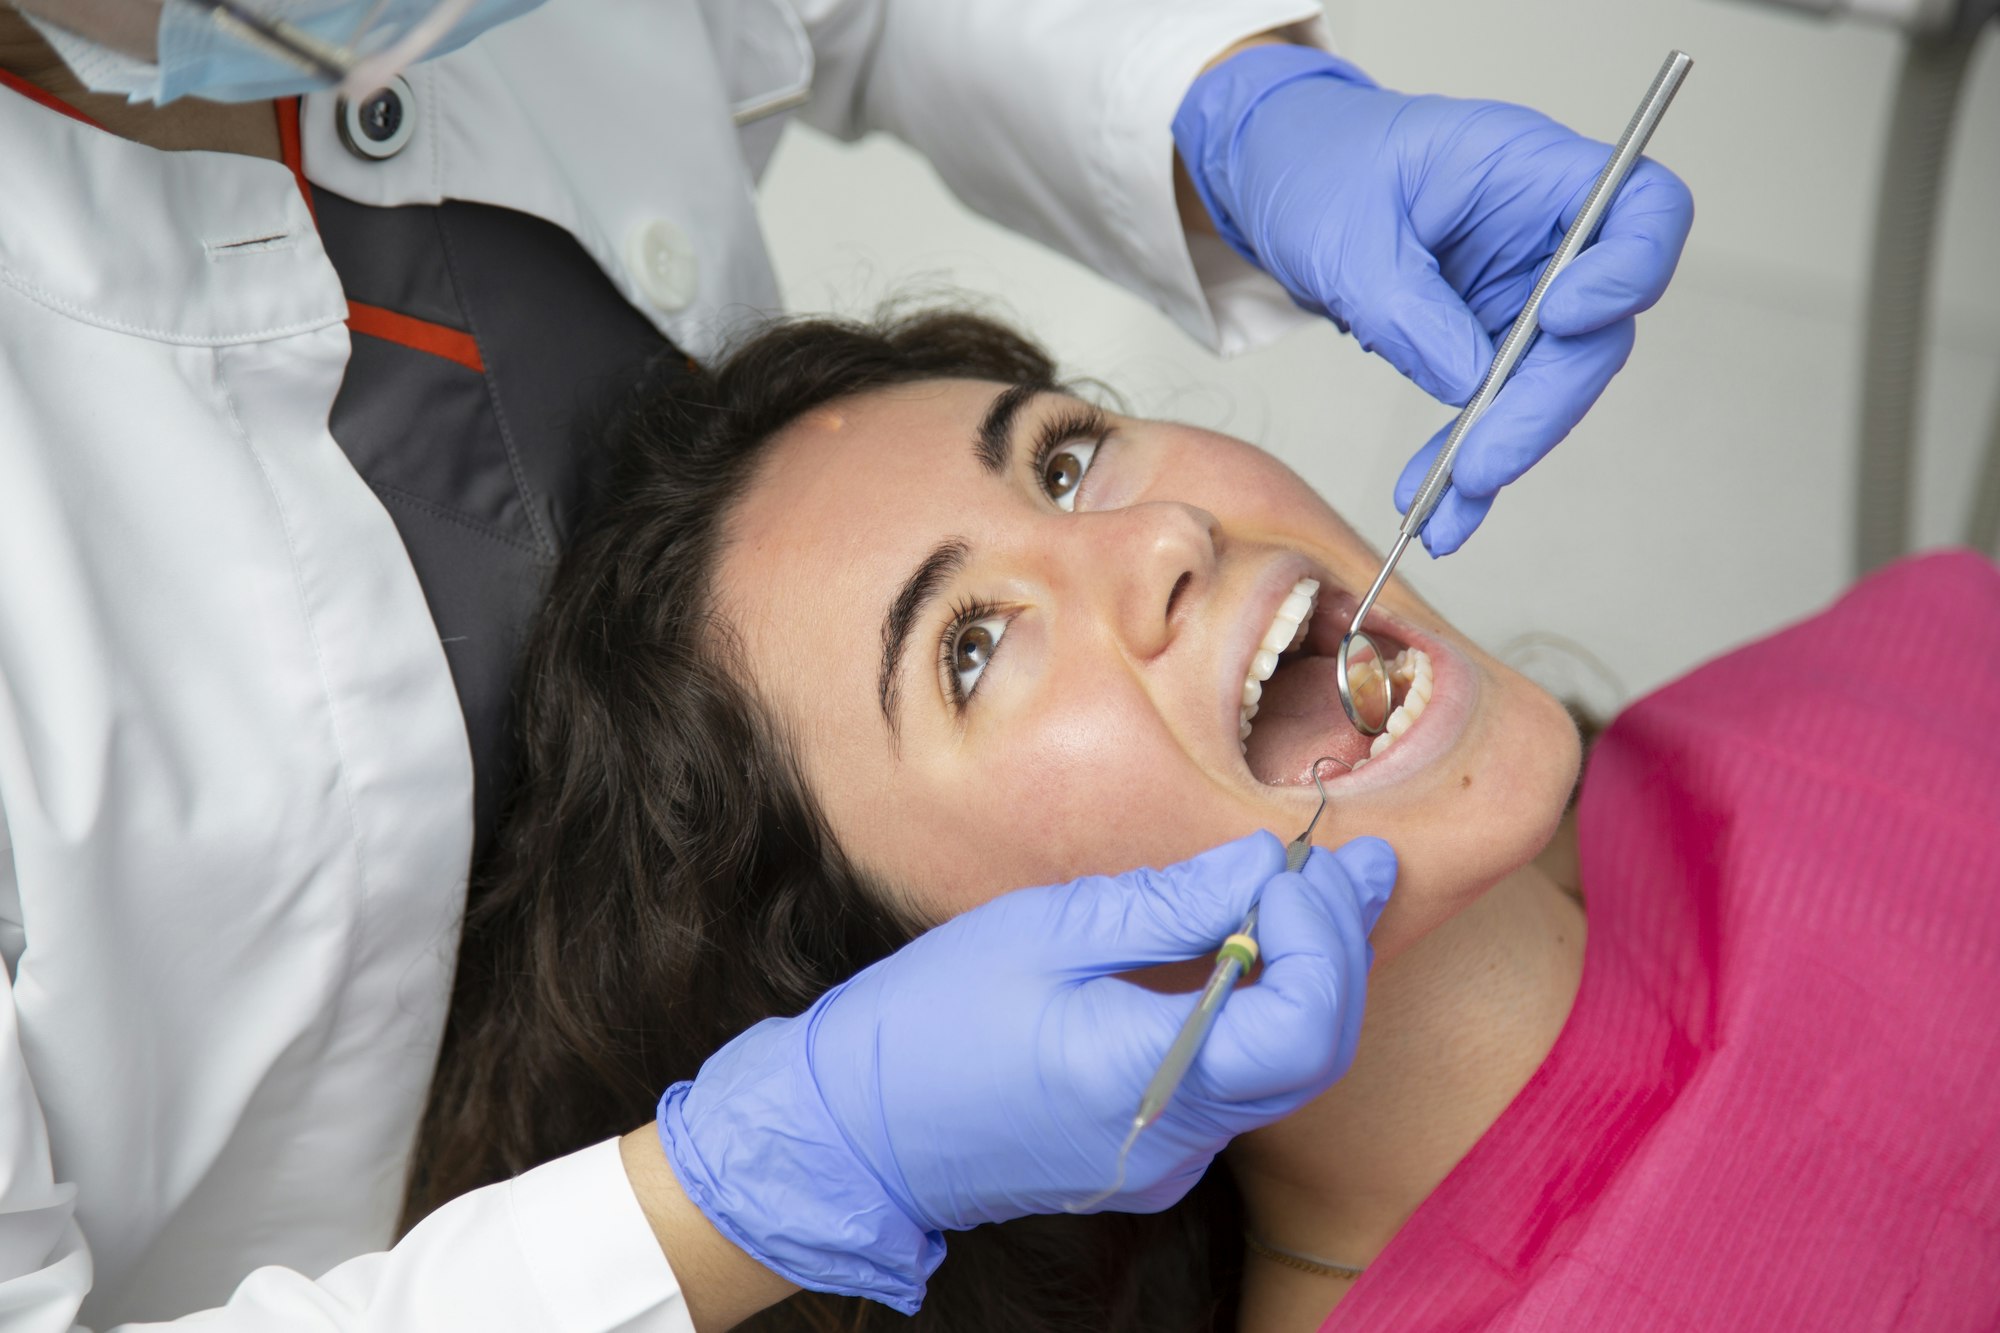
[0, 0, 1323, 1328]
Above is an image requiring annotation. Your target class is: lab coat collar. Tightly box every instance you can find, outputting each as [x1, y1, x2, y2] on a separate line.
[0, 83, 346, 347]
[296, 0, 786, 356]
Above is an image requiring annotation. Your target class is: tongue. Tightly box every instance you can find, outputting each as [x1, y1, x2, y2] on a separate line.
[1243, 655, 1376, 784]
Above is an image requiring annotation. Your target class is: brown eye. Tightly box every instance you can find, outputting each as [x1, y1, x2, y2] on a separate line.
[1041, 439, 1099, 512]
[949, 616, 1010, 699]
[955, 623, 996, 674]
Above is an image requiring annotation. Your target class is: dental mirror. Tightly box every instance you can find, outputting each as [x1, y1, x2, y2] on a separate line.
[1334, 631, 1392, 737]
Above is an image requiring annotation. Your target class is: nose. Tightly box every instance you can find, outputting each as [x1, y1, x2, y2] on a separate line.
[1084, 501, 1219, 661]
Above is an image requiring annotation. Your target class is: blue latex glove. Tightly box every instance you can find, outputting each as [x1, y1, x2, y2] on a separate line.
[656, 832, 1395, 1313]
[1174, 46, 1694, 555]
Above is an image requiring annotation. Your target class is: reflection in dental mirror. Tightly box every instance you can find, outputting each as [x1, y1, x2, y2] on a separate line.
[1336, 630, 1392, 737]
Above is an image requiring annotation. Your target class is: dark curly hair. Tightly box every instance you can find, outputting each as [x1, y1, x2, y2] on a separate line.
[402, 309, 1245, 1332]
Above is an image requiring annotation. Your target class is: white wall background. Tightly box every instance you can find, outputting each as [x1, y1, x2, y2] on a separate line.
[756, 0, 1999, 711]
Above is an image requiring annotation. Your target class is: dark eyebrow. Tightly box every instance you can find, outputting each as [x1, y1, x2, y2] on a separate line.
[975, 383, 1042, 475]
[875, 385, 1046, 739]
[878, 537, 969, 737]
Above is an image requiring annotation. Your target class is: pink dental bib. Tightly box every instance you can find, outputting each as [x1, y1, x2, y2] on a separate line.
[1323, 550, 2000, 1332]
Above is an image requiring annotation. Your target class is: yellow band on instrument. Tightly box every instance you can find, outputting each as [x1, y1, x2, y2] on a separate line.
[1217, 933, 1259, 969]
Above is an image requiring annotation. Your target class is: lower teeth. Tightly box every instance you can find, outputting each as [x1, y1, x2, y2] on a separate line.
[1235, 644, 1435, 766]
[1365, 648, 1433, 759]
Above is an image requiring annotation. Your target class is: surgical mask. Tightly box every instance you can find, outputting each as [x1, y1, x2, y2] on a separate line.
[26, 0, 546, 104]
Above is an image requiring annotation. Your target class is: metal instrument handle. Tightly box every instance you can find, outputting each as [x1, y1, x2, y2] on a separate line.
[1401, 50, 1694, 538]
[1135, 953, 1244, 1129]
[1132, 804, 1325, 1128]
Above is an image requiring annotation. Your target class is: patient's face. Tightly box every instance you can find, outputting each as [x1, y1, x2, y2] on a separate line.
[716, 381, 1579, 952]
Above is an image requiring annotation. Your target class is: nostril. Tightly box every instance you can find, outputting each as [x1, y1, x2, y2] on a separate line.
[1165, 571, 1193, 623]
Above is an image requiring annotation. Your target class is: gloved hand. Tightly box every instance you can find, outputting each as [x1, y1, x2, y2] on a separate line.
[1174, 46, 1695, 555]
[656, 831, 1396, 1313]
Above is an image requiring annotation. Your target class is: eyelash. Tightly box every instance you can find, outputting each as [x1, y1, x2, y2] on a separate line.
[940, 595, 1006, 711]
[939, 402, 1113, 713]
[1028, 402, 1112, 499]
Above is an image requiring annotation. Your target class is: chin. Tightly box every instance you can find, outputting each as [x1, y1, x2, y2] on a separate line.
[1369, 672, 1581, 955]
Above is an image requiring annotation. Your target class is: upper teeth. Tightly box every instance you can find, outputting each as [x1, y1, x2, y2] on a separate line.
[1238, 578, 1318, 742]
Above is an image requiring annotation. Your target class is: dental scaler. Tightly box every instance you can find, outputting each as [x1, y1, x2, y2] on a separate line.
[1067, 757, 1346, 1214]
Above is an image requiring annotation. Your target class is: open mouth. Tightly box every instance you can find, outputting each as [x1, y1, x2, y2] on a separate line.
[1237, 576, 1436, 785]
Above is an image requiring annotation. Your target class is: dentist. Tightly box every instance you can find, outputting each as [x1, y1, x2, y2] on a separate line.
[0, 1, 1689, 1328]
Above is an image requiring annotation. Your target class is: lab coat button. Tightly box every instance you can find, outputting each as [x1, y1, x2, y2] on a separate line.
[337, 76, 415, 161]
[628, 219, 699, 312]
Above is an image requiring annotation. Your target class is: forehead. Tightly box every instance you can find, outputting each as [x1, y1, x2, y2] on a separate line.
[726, 379, 1003, 565]
[714, 378, 1007, 722]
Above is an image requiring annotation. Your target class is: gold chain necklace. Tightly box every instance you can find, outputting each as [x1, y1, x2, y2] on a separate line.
[1243, 1232, 1366, 1281]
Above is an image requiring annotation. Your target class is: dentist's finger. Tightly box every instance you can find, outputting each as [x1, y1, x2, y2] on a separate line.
[1446, 319, 1636, 500]
[1417, 488, 1497, 559]
[1393, 419, 1452, 516]
[1538, 160, 1694, 336]
[1311, 837, 1396, 931]
[1335, 219, 1494, 407]
[1191, 838, 1396, 1105]
[1036, 831, 1288, 976]
[1393, 319, 1636, 556]
[1302, 840, 1394, 1062]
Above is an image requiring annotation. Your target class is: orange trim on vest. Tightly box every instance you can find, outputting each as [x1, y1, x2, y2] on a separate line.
[273, 96, 317, 224]
[346, 301, 488, 375]
[0, 66, 109, 130]
[274, 100, 483, 375]
[1, 78, 480, 377]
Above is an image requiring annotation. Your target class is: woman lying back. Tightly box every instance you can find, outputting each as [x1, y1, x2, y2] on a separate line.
[404, 310, 2000, 1332]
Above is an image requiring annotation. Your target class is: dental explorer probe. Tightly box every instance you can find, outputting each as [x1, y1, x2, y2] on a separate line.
[1336, 49, 1695, 737]
[1066, 758, 1346, 1214]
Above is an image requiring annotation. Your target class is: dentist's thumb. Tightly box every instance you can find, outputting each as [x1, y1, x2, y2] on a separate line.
[1324, 835, 1398, 934]
[1194, 836, 1397, 1110]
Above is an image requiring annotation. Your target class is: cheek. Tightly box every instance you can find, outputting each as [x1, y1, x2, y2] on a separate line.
[864, 682, 1255, 922]
[1336, 668, 1581, 955]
